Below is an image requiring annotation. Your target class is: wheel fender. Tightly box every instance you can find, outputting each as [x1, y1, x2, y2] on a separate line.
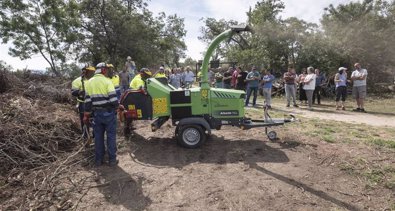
[177, 117, 211, 135]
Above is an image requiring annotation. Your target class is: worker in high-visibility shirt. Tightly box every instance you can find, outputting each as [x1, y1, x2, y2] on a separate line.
[84, 62, 119, 167]
[130, 68, 152, 90]
[71, 66, 95, 140]
[120, 68, 152, 137]
[154, 66, 167, 78]
[108, 64, 121, 101]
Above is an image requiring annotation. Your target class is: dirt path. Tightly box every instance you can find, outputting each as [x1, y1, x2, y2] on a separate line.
[265, 100, 395, 127]
[73, 121, 394, 211]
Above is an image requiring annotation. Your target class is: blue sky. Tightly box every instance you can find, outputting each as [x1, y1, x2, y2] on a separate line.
[0, 0, 350, 70]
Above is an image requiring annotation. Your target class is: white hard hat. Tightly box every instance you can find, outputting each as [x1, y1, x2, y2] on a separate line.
[96, 62, 106, 68]
[127, 56, 131, 60]
[338, 67, 347, 71]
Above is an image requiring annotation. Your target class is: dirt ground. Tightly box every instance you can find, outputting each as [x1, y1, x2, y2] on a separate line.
[268, 100, 395, 127]
[2, 73, 393, 210]
[73, 114, 395, 211]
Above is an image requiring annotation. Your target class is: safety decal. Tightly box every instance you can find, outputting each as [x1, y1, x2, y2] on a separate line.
[128, 104, 135, 110]
[153, 98, 168, 114]
[201, 89, 208, 99]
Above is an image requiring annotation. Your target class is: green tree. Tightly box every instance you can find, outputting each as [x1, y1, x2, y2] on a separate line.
[78, 0, 186, 69]
[182, 57, 197, 67]
[198, 18, 241, 60]
[156, 12, 187, 67]
[78, 0, 146, 67]
[322, 0, 395, 84]
[227, 0, 288, 70]
[0, 0, 80, 76]
[0, 60, 13, 71]
[247, 0, 284, 25]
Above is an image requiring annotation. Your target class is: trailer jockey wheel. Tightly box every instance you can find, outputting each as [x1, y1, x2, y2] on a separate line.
[267, 131, 277, 141]
[176, 125, 206, 149]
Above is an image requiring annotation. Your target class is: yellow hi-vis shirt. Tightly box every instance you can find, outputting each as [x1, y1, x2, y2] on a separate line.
[84, 74, 118, 112]
[71, 76, 89, 102]
[129, 74, 145, 90]
[197, 71, 202, 81]
[155, 72, 166, 78]
[111, 75, 120, 91]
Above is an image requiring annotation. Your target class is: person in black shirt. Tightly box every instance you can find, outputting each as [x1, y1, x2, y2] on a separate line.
[223, 67, 233, 89]
[236, 67, 248, 90]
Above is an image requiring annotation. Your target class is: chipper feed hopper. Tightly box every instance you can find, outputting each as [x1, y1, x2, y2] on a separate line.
[120, 25, 295, 148]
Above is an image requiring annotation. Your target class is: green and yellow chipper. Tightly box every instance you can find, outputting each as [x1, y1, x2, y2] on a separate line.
[120, 25, 295, 148]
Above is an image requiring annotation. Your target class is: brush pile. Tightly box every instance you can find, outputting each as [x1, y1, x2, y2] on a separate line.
[0, 70, 86, 210]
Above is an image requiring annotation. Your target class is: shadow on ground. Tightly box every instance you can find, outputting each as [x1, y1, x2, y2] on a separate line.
[248, 163, 360, 211]
[363, 110, 395, 116]
[83, 150, 152, 210]
[128, 133, 289, 168]
[126, 132, 361, 211]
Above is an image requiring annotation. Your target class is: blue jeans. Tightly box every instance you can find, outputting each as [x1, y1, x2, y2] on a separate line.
[121, 85, 129, 94]
[115, 88, 121, 101]
[223, 83, 231, 89]
[246, 86, 258, 106]
[285, 84, 297, 105]
[93, 110, 117, 164]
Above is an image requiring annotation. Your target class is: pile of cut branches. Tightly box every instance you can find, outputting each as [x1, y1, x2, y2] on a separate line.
[0, 70, 89, 210]
[0, 95, 81, 173]
[0, 69, 22, 94]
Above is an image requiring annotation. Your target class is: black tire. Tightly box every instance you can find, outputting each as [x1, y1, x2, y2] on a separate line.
[267, 130, 277, 141]
[176, 125, 206, 149]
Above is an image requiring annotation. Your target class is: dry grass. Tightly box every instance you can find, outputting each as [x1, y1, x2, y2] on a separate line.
[245, 100, 395, 190]
[268, 95, 395, 115]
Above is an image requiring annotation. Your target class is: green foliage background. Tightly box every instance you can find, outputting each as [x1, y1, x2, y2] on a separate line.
[0, 0, 186, 75]
[199, 0, 395, 86]
[1, 0, 394, 86]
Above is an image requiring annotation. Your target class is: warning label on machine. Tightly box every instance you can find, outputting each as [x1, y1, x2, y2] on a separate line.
[153, 98, 168, 114]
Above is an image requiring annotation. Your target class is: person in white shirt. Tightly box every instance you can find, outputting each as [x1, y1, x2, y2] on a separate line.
[124, 56, 136, 79]
[303, 67, 317, 110]
[169, 68, 182, 89]
[182, 66, 195, 88]
[351, 63, 368, 112]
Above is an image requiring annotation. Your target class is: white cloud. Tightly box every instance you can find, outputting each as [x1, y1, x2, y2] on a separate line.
[202, 0, 257, 23]
[147, 0, 211, 61]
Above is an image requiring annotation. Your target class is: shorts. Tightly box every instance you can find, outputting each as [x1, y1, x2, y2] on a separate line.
[335, 86, 347, 102]
[352, 86, 366, 99]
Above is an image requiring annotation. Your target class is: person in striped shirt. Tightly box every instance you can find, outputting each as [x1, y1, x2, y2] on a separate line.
[84, 62, 119, 167]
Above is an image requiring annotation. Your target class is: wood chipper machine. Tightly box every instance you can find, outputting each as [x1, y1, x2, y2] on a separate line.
[120, 25, 295, 148]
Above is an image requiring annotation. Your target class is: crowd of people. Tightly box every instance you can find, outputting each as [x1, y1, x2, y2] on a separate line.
[207, 63, 368, 112]
[71, 56, 368, 167]
[281, 63, 368, 111]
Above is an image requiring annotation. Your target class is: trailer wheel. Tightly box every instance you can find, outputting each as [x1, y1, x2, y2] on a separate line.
[267, 131, 277, 141]
[176, 125, 206, 148]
